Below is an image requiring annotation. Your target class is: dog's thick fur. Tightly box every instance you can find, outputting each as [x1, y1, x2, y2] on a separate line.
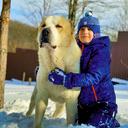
[26, 16, 81, 128]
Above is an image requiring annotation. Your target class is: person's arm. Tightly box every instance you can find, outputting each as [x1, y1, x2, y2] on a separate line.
[64, 46, 110, 88]
[48, 46, 110, 89]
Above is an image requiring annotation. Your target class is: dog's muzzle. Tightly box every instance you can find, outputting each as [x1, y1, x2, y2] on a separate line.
[40, 28, 50, 47]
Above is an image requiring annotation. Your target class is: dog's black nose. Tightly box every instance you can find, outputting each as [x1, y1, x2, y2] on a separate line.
[40, 28, 50, 45]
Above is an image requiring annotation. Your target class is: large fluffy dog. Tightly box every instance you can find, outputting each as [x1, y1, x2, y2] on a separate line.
[26, 16, 81, 128]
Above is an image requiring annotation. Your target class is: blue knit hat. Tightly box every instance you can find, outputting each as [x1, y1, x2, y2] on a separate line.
[78, 11, 100, 35]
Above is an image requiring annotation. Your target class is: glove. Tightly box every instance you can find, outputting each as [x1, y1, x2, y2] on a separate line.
[48, 68, 66, 85]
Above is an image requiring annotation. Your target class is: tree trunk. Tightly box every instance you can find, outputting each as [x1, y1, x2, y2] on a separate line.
[0, 0, 11, 109]
[68, 0, 78, 29]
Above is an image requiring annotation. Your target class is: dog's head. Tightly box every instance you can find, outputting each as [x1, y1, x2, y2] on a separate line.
[37, 16, 74, 49]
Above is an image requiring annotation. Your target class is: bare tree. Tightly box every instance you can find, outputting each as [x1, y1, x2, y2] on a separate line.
[68, 0, 78, 28]
[68, 0, 88, 28]
[43, 0, 52, 15]
[0, 0, 11, 109]
[119, 0, 128, 31]
[106, 0, 128, 32]
[22, 0, 88, 27]
[68, 0, 88, 27]
[22, 0, 52, 26]
[75, 0, 88, 27]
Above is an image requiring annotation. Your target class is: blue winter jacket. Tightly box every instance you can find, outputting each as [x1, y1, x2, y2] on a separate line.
[65, 36, 117, 110]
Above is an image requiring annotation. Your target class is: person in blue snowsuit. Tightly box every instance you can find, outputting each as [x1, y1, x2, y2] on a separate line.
[48, 11, 120, 128]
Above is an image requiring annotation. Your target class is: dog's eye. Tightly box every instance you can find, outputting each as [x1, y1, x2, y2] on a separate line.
[56, 24, 62, 28]
[41, 24, 46, 28]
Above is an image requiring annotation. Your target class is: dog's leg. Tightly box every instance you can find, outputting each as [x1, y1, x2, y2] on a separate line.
[65, 98, 78, 125]
[26, 86, 37, 116]
[52, 102, 65, 118]
[34, 92, 48, 128]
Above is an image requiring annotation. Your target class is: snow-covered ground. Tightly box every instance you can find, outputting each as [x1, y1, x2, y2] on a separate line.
[0, 78, 128, 128]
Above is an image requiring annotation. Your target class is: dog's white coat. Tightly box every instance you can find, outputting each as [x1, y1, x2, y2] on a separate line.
[26, 16, 81, 128]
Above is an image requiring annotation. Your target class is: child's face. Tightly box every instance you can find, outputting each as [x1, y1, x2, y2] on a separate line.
[78, 26, 94, 44]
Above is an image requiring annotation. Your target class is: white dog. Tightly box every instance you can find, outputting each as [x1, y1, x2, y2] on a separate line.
[26, 16, 81, 128]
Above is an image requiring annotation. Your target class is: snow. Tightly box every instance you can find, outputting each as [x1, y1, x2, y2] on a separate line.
[0, 79, 128, 128]
[112, 78, 128, 85]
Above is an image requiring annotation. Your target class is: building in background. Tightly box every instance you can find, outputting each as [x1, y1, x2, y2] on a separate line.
[111, 31, 128, 80]
[6, 31, 128, 81]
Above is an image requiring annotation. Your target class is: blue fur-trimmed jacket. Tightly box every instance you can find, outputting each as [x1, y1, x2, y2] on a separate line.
[65, 36, 117, 110]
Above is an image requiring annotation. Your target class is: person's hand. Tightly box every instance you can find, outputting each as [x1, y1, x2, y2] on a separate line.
[48, 68, 66, 85]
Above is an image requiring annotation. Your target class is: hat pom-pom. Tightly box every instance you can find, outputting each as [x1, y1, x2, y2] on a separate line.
[85, 11, 93, 17]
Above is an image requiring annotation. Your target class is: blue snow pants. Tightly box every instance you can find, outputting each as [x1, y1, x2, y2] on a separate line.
[77, 102, 120, 128]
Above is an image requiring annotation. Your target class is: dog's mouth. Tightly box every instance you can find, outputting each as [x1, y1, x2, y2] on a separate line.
[40, 43, 57, 49]
[51, 45, 57, 49]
